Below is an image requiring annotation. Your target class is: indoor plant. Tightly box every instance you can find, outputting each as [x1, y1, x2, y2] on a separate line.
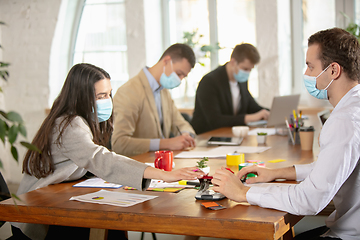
[256, 132, 267, 144]
[0, 22, 40, 203]
[197, 157, 210, 174]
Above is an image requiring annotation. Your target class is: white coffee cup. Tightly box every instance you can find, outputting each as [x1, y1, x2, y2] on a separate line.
[232, 126, 249, 138]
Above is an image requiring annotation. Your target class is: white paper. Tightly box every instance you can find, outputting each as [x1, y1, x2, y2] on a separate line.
[208, 146, 271, 154]
[174, 151, 224, 159]
[174, 146, 271, 158]
[149, 179, 190, 188]
[70, 189, 157, 207]
[248, 128, 276, 136]
[73, 177, 122, 188]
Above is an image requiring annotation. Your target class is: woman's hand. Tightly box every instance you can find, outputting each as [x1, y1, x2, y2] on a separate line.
[160, 167, 204, 182]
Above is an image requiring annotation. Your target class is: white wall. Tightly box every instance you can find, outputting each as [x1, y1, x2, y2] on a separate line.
[0, 0, 62, 183]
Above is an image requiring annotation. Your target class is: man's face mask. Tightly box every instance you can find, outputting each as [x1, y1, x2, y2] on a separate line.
[159, 60, 181, 89]
[303, 64, 333, 100]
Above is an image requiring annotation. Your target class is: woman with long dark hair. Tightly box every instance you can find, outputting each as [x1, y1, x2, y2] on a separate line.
[9, 63, 202, 240]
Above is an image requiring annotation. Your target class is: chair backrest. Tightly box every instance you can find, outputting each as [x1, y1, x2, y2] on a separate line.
[0, 172, 10, 228]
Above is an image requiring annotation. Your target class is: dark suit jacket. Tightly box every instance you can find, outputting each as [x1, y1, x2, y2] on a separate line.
[191, 64, 265, 134]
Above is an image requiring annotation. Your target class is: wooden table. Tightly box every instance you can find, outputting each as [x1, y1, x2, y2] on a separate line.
[0, 118, 321, 240]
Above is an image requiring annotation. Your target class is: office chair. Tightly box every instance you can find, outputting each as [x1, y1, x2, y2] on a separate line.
[0, 172, 11, 228]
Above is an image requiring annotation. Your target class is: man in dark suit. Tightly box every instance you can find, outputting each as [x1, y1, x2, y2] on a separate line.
[191, 43, 270, 134]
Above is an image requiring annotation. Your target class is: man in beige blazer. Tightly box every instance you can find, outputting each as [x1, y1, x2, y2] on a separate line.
[112, 44, 196, 157]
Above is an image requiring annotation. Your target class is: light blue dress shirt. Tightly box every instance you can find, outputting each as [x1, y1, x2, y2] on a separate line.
[143, 67, 164, 151]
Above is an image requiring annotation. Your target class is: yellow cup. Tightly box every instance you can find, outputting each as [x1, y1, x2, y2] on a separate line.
[226, 152, 245, 166]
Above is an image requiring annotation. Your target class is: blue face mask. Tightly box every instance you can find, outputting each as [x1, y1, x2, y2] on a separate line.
[96, 98, 113, 122]
[303, 65, 333, 100]
[233, 68, 250, 83]
[159, 60, 181, 89]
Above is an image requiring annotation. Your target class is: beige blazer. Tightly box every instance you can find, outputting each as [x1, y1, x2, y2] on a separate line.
[12, 116, 150, 240]
[112, 69, 195, 156]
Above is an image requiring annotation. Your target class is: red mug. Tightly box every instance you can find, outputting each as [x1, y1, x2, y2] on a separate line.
[154, 150, 173, 171]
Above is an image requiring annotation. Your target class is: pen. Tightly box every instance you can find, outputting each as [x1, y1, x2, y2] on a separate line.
[225, 167, 234, 174]
[285, 117, 295, 145]
[176, 126, 182, 136]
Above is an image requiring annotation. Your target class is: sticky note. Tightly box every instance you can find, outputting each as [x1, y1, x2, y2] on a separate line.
[268, 159, 286, 163]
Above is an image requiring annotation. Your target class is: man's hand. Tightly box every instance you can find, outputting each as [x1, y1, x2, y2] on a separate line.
[212, 167, 249, 203]
[244, 109, 270, 124]
[237, 165, 296, 184]
[160, 133, 196, 150]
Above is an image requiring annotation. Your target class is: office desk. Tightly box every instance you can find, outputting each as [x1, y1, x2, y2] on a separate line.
[0, 125, 320, 240]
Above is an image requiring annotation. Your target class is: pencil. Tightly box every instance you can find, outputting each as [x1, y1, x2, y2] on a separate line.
[176, 126, 182, 136]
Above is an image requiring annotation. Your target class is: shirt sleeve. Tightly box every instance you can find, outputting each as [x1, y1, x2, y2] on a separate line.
[294, 162, 315, 181]
[246, 115, 360, 215]
[149, 139, 160, 151]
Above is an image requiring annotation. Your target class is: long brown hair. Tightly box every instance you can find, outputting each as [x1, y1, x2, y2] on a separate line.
[23, 63, 113, 178]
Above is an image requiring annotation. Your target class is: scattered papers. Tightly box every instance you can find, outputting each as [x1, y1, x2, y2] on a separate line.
[124, 179, 191, 193]
[209, 146, 271, 154]
[149, 179, 188, 188]
[73, 178, 122, 188]
[248, 128, 276, 136]
[70, 189, 157, 207]
[174, 151, 222, 158]
[175, 146, 271, 158]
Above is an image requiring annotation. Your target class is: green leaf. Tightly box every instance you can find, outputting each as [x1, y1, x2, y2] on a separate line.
[0, 86, 2, 92]
[0, 119, 6, 144]
[0, 160, 3, 170]
[8, 125, 18, 144]
[0, 71, 9, 81]
[0, 62, 10, 67]
[18, 123, 27, 137]
[0, 110, 7, 119]
[6, 111, 23, 123]
[11, 193, 21, 201]
[11, 145, 18, 162]
[20, 141, 42, 153]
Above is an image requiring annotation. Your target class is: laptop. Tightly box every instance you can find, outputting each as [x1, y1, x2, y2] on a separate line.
[247, 94, 300, 127]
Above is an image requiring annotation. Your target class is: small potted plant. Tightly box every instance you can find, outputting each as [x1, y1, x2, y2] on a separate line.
[197, 157, 210, 174]
[256, 132, 267, 144]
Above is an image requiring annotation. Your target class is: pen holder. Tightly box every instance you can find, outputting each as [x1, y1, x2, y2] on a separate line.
[288, 128, 300, 145]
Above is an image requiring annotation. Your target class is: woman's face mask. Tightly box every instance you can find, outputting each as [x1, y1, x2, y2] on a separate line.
[96, 98, 113, 122]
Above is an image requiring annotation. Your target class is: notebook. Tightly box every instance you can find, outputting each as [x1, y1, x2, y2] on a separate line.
[247, 94, 300, 127]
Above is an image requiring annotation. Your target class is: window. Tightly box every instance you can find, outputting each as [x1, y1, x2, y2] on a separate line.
[166, 0, 211, 108]
[163, 0, 257, 108]
[300, 0, 335, 107]
[73, 0, 128, 94]
[217, 0, 257, 97]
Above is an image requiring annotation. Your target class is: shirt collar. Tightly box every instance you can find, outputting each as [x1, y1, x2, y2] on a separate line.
[143, 67, 163, 92]
[333, 84, 360, 112]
